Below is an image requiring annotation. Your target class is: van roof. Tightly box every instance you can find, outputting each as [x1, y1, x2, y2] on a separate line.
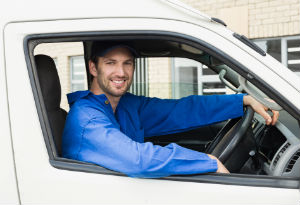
[0, 0, 215, 27]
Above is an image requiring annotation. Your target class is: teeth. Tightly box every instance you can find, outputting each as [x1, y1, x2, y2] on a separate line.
[113, 80, 125, 84]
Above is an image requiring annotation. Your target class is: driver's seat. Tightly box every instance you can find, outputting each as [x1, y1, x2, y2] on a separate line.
[35, 54, 67, 156]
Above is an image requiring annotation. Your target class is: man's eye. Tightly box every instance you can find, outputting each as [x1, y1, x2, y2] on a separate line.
[106, 61, 115, 65]
[125, 61, 133, 65]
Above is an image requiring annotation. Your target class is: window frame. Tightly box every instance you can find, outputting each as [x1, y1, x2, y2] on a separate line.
[24, 30, 300, 189]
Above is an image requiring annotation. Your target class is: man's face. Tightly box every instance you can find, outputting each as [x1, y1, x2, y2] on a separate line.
[93, 47, 135, 98]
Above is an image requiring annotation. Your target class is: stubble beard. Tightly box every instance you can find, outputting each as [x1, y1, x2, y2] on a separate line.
[96, 73, 132, 98]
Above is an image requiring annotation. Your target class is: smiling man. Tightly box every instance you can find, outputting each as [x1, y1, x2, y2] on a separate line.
[62, 41, 278, 178]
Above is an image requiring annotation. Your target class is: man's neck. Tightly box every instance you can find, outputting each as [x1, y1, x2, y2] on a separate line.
[106, 95, 120, 113]
[90, 82, 120, 113]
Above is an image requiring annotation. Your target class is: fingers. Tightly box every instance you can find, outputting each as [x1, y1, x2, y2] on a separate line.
[257, 107, 279, 125]
[244, 95, 279, 126]
[271, 109, 279, 125]
[264, 98, 279, 125]
[259, 108, 272, 125]
[257, 105, 279, 125]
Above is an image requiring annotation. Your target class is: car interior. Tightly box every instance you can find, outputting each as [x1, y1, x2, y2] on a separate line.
[32, 35, 300, 180]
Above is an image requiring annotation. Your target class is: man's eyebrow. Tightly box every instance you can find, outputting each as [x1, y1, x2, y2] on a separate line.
[103, 58, 117, 62]
[102, 58, 134, 62]
[125, 58, 134, 62]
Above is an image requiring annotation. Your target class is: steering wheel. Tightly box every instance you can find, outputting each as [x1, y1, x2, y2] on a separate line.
[205, 106, 254, 170]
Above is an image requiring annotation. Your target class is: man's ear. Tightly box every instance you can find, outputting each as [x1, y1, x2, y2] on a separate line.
[89, 60, 98, 77]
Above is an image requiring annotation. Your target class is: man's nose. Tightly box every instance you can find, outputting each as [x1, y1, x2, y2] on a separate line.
[115, 63, 126, 76]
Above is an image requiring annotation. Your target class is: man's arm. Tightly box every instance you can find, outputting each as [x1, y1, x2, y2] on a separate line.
[136, 94, 245, 137]
[62, 108, 220, 178]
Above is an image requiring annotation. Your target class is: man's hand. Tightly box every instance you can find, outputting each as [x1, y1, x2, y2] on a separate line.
[243, 95, 279, 126]
[207, 154, 230, 174]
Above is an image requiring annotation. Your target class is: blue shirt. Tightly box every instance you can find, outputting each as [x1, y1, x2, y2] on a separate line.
[62, 91, 244, 178]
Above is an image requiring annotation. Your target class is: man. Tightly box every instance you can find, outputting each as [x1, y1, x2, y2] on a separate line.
[62, 41, 278, 178]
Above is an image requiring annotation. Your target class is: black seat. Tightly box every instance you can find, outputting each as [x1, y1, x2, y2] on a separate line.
[35, 54, 67, 156]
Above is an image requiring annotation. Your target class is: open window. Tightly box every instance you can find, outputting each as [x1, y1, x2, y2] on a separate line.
[26, 31, 300, 188]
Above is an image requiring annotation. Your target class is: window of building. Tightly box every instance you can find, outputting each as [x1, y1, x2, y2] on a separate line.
[172, 58, 226, 99]
[128, 58, 149, 96]
[287, 39, 300, 74]
[70, 56, 88, 92]
[253, 36, 300, 77]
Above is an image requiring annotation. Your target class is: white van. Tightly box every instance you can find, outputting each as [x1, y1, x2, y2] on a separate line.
[1, 0, 299, 204]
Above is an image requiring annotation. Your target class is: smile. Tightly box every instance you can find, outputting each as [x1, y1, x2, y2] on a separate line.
[112, 80, 125, 84]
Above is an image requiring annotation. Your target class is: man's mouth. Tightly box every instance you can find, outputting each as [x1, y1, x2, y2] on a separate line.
[112, 80, 126, 84]
[110, 79, 127, 87]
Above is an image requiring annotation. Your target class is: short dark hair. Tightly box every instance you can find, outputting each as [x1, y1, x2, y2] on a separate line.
[90, 54, 100, 65]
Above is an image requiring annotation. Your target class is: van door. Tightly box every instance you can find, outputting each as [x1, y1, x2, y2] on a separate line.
[0, 38, 19, 204]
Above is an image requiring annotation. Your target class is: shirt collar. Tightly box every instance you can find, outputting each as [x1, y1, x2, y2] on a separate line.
[67, 90, 109, 106]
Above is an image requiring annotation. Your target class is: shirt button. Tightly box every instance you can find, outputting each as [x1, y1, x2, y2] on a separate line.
[105, 100, 109, 105]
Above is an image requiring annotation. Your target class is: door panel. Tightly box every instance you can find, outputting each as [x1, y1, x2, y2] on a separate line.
[0, 45, 19, 203]
[5, 18, 299, 204]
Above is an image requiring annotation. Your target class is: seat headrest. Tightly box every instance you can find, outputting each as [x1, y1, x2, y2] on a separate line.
[35, 55, 61, 110]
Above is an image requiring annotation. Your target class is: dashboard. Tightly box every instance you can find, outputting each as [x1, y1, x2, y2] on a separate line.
[252, 111, 300, 177]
